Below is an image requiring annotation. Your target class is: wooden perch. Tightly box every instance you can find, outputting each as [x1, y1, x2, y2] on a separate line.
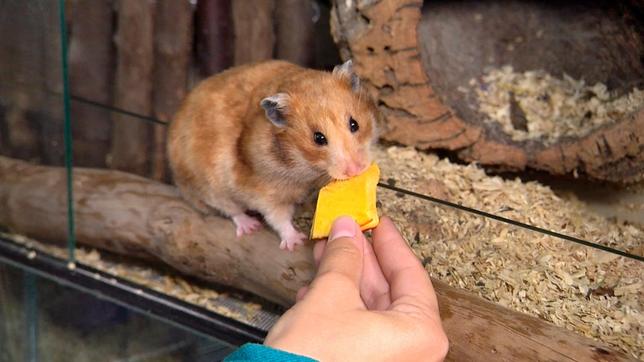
[1, 156, 311, 305]
[330, 0, 644, 183]
[0, 156, 630, 361]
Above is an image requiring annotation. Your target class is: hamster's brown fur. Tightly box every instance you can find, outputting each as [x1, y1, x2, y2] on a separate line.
[168, 60, 378, 250]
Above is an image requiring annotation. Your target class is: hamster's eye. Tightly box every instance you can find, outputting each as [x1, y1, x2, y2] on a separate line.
[313, 131, 328, 146]
[349, 117, 359, 133]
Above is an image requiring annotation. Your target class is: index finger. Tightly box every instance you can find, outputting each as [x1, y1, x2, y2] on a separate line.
[313, 229, 391, 310]
[309, 216, 365, 301]
[372, 216, 439, 314]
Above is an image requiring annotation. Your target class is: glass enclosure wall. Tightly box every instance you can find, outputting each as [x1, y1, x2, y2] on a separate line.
[0, 260, 235, 362]
[0, 0, 641, 359]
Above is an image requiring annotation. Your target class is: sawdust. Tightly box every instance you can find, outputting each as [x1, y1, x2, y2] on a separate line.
[375, 145, 643, 359]
[463, 66, 644, 144]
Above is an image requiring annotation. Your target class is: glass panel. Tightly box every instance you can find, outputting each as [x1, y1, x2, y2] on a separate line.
[0, 261, 235, 362]
[0, 0, 74, 259]
[1, 0, 641, 359]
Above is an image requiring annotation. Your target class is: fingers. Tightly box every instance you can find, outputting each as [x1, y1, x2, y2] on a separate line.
[296, 286, 309, 302]
[372, 216, 438, 313]
[314, 225, 391, 310]
[360, 235, 391, 310]
[313, 216, 364, 293]
[313, 239, 325, 266]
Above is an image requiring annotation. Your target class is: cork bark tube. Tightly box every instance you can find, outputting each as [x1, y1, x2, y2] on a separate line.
[330, 0, 644, 183]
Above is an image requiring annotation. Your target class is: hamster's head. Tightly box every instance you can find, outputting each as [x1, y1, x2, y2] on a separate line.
[260, 60, 378, 180]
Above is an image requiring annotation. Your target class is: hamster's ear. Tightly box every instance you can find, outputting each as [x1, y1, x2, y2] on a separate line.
[333, 59, 360, 92]
[260, 93, 289, 127]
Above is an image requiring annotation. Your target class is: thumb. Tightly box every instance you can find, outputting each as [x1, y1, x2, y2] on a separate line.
[314, 216, 364, 291]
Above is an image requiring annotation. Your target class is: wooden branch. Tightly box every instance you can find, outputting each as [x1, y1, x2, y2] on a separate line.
[0, 156, 311, 305]
[330, 0, 644, 183]
[434, 281, 634, 361]
[109, 0, 155, 175]
[232, 0, 275, 65]
[195, 0, 233, 77]
[275, 0, 315, 66]
[68, 0, 114, 168]
[152, 0, 193, 182]
[0, 156, 631, 361]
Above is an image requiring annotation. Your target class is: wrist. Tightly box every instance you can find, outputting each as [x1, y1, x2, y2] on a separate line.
[225, 343, 317, 362]
[265, 331, 329, 362]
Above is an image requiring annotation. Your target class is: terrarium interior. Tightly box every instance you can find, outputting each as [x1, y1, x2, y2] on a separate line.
[0, 0, 642, 360]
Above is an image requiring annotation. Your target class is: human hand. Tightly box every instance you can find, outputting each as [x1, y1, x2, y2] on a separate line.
[264, 216, 448, 361]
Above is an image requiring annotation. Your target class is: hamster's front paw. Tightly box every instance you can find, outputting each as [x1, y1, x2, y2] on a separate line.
[279, 231, 306, 252]
[232, 213, 262, 237]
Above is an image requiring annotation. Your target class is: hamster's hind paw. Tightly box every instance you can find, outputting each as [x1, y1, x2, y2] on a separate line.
[279, 231, 306, 252]
[232, 214, 262, 237]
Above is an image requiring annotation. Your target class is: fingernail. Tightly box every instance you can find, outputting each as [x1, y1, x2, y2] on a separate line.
[329, 216, 357, 241]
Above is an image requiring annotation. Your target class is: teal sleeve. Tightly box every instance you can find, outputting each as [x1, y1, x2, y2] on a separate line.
[224, 343, 317, 362]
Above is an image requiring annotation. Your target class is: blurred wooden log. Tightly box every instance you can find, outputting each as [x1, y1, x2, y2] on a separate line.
[232, 0, 275, 65]
[0, 155, 632, 361]
[68, 0, 114, 168]
[152, 0, 193, 182]
[275, 0, 314, 66]
[0, 155, 309, 304]
[433, 279, 633, 361]
[109, 0, 155, 175]
[330, 0, 644, 183]
[195, 0, 233, 77]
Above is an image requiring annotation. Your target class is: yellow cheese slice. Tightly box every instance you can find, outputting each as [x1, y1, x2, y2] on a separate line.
[310, 163, 380, 239]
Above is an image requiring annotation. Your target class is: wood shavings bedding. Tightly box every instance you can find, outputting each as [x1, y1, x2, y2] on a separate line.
[463, 65, 644, 144]
[374, 145, 642, 358]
